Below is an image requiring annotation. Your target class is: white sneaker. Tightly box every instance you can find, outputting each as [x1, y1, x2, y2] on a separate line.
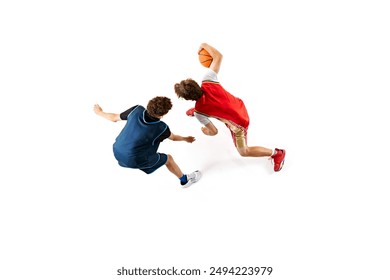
[181, 170, 202, 188]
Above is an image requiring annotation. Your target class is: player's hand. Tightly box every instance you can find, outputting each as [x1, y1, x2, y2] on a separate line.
[184, 136, 196, 143]
[93, 104, 103, 114]
[198, 43, 207, 54]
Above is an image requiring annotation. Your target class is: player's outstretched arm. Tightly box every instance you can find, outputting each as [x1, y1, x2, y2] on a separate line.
[199, 43, 223, 74]
[169, 133, 195, 143]
[93, 104, 121, 122]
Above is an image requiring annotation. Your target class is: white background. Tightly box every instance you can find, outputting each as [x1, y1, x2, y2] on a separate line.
[1, 1, 389, 279]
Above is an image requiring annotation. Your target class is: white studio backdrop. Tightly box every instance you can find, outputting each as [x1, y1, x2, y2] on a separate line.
[1, 1, 389, 280]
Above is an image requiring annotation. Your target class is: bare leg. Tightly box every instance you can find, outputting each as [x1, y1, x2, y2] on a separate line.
[237, 146, 273, 157]
[165, 154, 184, 178]
[233, 127, 273, 157]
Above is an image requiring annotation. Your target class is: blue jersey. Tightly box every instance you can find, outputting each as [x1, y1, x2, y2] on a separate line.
[113, 105, 168, 169]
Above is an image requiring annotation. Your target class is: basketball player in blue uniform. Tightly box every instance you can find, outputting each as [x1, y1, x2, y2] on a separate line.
[94, 96, 201, 188]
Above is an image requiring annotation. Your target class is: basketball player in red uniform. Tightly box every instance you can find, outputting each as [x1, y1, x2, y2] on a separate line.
[174, 43, 286, 172]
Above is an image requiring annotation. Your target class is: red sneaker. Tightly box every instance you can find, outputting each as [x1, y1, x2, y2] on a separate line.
[271, 148, 286, 172]
[186, 107, 195, 117]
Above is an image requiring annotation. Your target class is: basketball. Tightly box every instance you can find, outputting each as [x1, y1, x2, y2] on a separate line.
[198, 48, 213, 68]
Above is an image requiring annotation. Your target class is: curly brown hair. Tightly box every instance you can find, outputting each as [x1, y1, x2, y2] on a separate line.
[174, 79, 203, 101]
[146, 96, 172, 118]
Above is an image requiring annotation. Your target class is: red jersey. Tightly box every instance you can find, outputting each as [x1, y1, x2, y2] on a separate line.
[195, 81, 250, 128]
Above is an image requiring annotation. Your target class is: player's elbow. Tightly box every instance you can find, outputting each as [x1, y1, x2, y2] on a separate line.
[209, 128, 218, 136]
[110, 114, 120, 122]
[213, 52, 223, 62]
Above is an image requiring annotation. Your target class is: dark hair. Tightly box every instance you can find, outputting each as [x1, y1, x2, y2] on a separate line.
[174, 79, 203, 101]
[147, 96, 172, 118]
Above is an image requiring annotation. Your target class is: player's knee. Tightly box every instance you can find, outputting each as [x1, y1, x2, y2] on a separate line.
[237, 148, 249, 157]
[166, 154, 173, 165]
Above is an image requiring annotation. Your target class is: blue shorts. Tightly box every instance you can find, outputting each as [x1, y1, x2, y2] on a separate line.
[117, 153, 168, 174]
[139, 153, 168, 174]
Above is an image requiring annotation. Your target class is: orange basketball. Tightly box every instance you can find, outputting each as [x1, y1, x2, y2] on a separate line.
[198, 48, 213, 68]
